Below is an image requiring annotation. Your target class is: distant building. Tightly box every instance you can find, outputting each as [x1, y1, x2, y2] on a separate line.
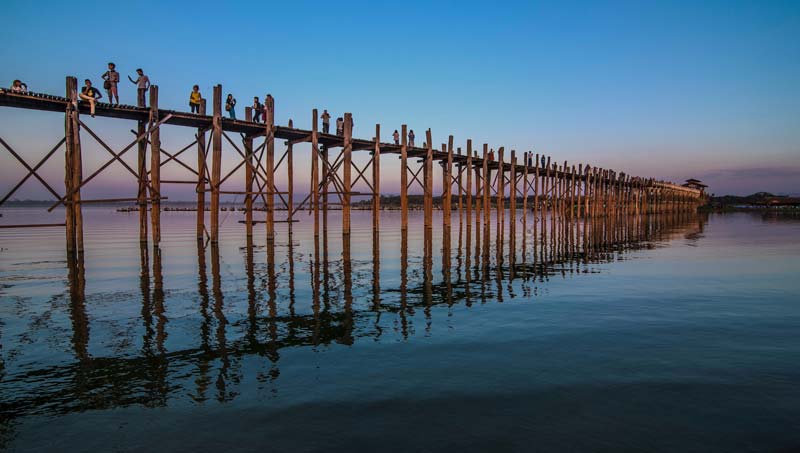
[683, 178, 708, 194]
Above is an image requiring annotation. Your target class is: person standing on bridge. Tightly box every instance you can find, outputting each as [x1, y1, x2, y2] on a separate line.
[393, 129, 400, 145]
[189, 85, 203, 114]
[101, 62, 120, 106]
[408, 129, 415, 147]
[78, 79, 102, 117]
[128, 68, 150, 107]
[336, 117, 344, 136]
[225, 94, 237, 119]
[321, 109, 331, 134]
[252, 97, 263, 122]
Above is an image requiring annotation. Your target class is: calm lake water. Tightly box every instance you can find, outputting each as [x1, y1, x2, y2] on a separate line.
[1, 208, 799, 452]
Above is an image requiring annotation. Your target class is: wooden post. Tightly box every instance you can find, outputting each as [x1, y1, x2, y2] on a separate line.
[210, 85, 222, 243]
[509, 151, 517, 254]
[65, 76, 84, 253]
[522, 152, 528, 238]
[287, 119, 294, 224]
[443, 135, 453, 228]
[497, 147, 505, 238]
[373, 123, 380, 230]
[424, 129, 433, 230]
[64, 77, 75, 253]
[196, 99, 206, 241]
[137, 96, 148, 243]
[466, 140, 473, 237]
[534, 153, 540, 220]
[265, 94, 275, 241]
[400, 124, 408, 231]
[311, 109, 320, 237]
[342, 112, 353, 235]
[149, 86, 161, 245]
[244, 107, 254, 236]
[482, 145, 490, 231]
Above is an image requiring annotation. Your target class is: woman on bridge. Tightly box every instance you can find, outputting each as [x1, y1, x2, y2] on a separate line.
[226, 94, 237, 119]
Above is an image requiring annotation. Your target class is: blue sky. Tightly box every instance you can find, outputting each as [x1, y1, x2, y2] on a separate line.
[1, 0, 798, 198]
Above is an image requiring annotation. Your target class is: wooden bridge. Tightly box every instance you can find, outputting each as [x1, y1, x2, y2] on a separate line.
[0, 77, 705, 253]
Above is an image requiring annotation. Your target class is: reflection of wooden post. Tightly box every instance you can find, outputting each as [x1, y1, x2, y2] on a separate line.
[342, 113, 353, 236]
[265, 95, 275, 241]
[244, 107, 254, 236]
[287, 119, 294, 224]
[210, 85, 222, 243]
[424, 129, 433, 230]
[196, 99, 207, 241]
[400, 124, 408, 231]
[149, 86, 161, 244]
[373, 124, 380, 230]
[311, 109, 320, 236]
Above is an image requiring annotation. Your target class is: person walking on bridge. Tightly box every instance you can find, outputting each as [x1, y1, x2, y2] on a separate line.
[101, 62, 119, 106]
[189, 85, 203, 114]
[252, 97, 263, 122]
[408, 129, 415, 147]
[128, 68, 150, 107]
[336, 117, 344, 136]
[79, 79, 102, 117]
[225, 94, 237, 119]
[393, 129, 400, 145]
[321, 109, 331, 134]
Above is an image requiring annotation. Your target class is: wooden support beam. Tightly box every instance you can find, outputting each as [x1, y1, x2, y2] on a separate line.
[312, 109, 320, 237]
[482, 145, 490, 231]
[149, 86, 161, 244]
[210, 85, 223, 243]
[400, 124, 408, 231]
[443, 135, 453, 228]
[342, 112, 353, 235]
[64, 77, 76, 253]
[66, 78, 85, 253]
[137, 91, 148, 244]
[196, 99, 207, 241]
[466, 140, 473, 236]
[424, 129, 433, 230]
[373, 123, 380, 230]
[287, 119, 294, 224]
[245, 107, 254, 236]
[497, 147, 505, 240]
[265, 94, 275, 241]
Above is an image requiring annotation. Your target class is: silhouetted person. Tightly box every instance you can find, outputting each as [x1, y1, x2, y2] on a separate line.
[128, 68, 150, 107]
[252, 97, 262, 122]
[101, 62, 119, 105]
[336, 117, 344, 136]
[79, 79, 102, 117]
[393, 129, 400, 145]
[321, 109, 331, 134]
[408, 129, 415, 147]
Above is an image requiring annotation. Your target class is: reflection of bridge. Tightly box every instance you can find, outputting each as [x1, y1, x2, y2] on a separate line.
[0, 212, 705, 418]
[0, 81, 704, 253]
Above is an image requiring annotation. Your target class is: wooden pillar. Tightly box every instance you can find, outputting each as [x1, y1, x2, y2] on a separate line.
[534, 153, 540, 220]
[64, 77, 76, 253]
[443, 135, 453, 228]
[311, 109, 320, 237]
[497, 147, 505, 237]
[265, 94, 275, 241]
[287, 119, 294, 224]
[342, 112, 353, 235]
[424, 129, 433, 230]
[66, 77, 84, 253]
[509, 151, 517, 254]
[482, 145, 490, 231]
[210, 85, 222, 243]
[373, 123, 381, 230]
[149, 86, 161, 245]
[244, 107, 254, 236]
[466, 140, 473, 236]
[400, 124, 408, 231]
[137, 96, 148, 243]
[196, 99, 206, 241]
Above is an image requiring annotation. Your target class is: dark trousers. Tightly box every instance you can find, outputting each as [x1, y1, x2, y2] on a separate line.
[323, 122, 330, 134]
[253, 111, 262, 123]
[137, 89, 146, 107]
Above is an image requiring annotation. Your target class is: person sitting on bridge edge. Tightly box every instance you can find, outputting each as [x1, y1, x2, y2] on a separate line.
[101, 62, 120, 106]
[225, 94, 237, 119]
[9, 80, 28, 94]
[336, 117, 344, 136]
[189, 85, 203, 114]
[128, 68, 150, 107]
[252, 97, 262, 122]
[321, 109, 331, 134]
[79, 79, 102, 117]
[408, 129, 415, 147]
[393, 129, 400, 145]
